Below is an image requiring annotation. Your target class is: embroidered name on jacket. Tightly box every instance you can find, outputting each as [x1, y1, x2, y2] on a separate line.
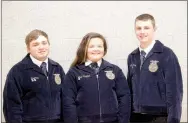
[31, 77, 39, 82]
[78, 75, 91, 80]
[130, 64, 136, 69]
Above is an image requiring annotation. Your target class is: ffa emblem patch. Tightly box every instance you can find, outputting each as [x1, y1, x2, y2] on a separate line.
[148, 60, 159, 72]
[54, 74, 61, 85]
[105, 71, 115, 80]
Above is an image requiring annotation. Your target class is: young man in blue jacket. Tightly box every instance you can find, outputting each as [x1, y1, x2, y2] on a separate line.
[127, 13, 183, 123]
[3, 29, 65, 123]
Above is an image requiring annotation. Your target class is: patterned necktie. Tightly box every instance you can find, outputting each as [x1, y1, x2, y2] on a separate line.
[40, 62, 48, 76]
[140, 50, 146, 69]
[90, 62, 99, 74]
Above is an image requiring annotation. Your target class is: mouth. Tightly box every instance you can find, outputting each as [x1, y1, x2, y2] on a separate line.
[39, 51, 46, 54]
[139, 35, 147, 39]
[92, 53, 100, 55]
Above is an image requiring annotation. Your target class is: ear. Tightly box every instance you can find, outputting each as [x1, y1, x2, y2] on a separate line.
[27, 46, 30, 53]
[48, 41, 50, 45]
[154, 26, 157, 31]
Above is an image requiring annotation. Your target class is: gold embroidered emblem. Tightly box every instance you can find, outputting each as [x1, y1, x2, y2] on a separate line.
[105, 71, 115, 80]
[54, 74, 61, 85]
[148, 60, 159, 72]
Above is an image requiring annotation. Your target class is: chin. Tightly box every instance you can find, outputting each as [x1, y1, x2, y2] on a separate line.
[90, 59, 97, 61]
[140, 40, 148, 43]
[95, 58, 102, 62]
[39, 56, 48, 61]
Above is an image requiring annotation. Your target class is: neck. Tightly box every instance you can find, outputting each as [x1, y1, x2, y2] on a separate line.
[140, 41, 153, 49]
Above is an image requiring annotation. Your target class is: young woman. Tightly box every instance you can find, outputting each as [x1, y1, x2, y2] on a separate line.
[63, 32, 131, 123]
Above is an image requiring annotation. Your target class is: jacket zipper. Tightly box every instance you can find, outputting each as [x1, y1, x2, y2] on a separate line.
[46, 76, 52, 121]
[96, 74, 103, 122]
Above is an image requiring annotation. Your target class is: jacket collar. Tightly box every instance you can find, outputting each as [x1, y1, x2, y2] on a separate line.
[20, 53, 58, 70]
[131, 40, 164, 55]
[76, 59, 113, 71]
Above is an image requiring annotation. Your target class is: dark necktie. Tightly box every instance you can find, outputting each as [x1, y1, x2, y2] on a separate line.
[90, 62, 99, 74]
[40, 62, 48, 76]
[140, 50, 146, 69]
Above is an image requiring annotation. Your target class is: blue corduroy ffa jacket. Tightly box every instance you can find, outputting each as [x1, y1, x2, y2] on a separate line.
[63, 59, 131, 123]
[3, 53, 65, 123]
[127, 40, 183, 123]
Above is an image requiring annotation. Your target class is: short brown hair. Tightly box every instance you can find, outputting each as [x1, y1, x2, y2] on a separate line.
[71, 32, 107, 67]
[25, 29, 49, 46]
[135, 13, 156, 28]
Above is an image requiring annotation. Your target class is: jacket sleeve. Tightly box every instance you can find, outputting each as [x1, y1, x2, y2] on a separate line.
[164, 50, 183, 123]
[62, 70, 78, 123]
[115, 67, 131, 123]
[3, 68, 23, 123]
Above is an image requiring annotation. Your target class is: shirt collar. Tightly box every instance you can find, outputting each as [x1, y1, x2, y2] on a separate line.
[85, 59, 102, 67]
[139, 40, 156, 57]
[30, 54, 48, 71]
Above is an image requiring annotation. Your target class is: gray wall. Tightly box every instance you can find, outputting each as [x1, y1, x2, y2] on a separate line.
[1, 1, 187, 122]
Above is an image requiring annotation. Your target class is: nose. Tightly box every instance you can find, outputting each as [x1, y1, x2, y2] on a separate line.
[39, 44, 45, 49]
[140, 28, 144, 33]
[93, 47, 100, 51]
